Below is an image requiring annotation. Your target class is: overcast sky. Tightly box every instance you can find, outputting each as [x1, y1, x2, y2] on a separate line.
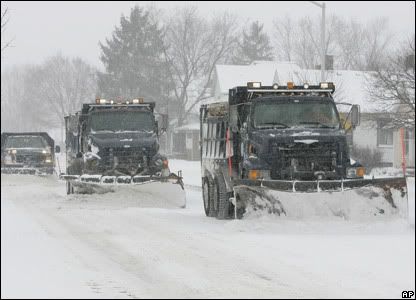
[1, 1, 415, 71]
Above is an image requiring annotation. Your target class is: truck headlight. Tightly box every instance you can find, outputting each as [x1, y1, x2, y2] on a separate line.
[346, 167, 365, 178]
[248, 170, 270, 180]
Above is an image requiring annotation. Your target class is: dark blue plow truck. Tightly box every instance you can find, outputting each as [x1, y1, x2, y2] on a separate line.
[1, 132, 60, 175]
[200, 82, 408, 219]
[60, 98, 185, 208]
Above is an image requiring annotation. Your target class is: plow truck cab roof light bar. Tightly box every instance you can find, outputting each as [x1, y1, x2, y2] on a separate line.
[247, 82, 261, 88]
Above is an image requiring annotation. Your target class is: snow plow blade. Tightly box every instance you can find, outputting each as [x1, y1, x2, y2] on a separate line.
[1, 167, 54, 175]
[60, 173, 186, 208]
[232, 177, 408, 220]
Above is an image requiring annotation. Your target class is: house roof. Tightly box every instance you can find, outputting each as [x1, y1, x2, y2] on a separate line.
[215, 61, 302, 95]
[213, 60, 394, 114]
[298, 69, 382, 113]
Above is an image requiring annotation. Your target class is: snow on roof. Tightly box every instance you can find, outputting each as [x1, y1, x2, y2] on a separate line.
[215, 61, 302, 95]
[298, 69, 384, 113]
[211, 61, 399, 114]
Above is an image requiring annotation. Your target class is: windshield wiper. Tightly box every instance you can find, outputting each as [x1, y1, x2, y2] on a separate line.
[257, 122, 289, 129]
[299, 121, 335, 128]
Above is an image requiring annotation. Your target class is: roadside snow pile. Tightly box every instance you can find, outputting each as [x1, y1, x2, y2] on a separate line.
[407, 177, 415, 227]
[365, 167, 407, 179]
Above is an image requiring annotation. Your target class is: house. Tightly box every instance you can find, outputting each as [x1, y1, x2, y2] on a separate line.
[165, 113, 201, 161]
[172, 121, 200, 161]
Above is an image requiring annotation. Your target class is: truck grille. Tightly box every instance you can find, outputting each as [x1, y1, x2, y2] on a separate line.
[269, 141, 339, 179]
[15, 153, 44, 164]
[100, 147, 144, 167]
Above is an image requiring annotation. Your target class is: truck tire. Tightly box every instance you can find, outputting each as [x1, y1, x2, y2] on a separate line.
[214, 175, 232, 220]
[202, 177, 217, 217]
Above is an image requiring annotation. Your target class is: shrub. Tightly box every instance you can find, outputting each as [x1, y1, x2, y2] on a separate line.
[350, 145, 383, 172]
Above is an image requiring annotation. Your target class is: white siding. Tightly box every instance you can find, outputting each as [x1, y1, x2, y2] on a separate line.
[354, 120, 378, 148]
[353, 119, 394, 165]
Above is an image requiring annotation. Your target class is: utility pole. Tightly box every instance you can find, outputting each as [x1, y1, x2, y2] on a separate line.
[310, 1, 326, 81]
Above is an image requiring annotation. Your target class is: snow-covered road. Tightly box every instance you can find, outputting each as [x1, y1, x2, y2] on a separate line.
[1, 163, 415, 298]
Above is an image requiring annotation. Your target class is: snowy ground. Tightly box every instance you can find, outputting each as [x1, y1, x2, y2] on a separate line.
[1, 160, 415, 298]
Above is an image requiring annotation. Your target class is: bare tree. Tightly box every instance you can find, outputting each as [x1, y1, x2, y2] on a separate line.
[273, 15, 392, 72]
[294, 17, 319, 69]
[333, 18, 366, 70]
[366, 35, 415, 128]
[1, 5, 13, 54]
[23, 54, 98, 139]
[273, 15, 295, 62]
[164, 6, 238, 126]
[273, 15, 338, 70]
[1, 66, 30, 131]
[360, 17, 392, 71]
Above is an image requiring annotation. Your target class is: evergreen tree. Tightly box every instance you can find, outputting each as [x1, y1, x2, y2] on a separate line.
[234, 21, 274, 65]
[98, 6, 170, 107]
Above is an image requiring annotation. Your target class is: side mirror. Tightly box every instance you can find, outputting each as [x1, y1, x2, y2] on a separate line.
[55, 145, 60, 153]
[350, 105, 360, 127]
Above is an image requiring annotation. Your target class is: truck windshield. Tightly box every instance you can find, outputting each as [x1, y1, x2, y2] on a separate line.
[5, 136, 48, 148]
[90, 110, 154, 132]
[253, 101, 340, 129]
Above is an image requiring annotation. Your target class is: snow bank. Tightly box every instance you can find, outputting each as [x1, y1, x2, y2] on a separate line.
[365, 167, 406, 179]
[407, 177, 415, 227]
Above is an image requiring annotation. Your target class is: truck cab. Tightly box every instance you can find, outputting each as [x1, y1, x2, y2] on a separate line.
[225, 82, 363, 181]
[1, 132, 60, 175]
[65, 98, 169, 176]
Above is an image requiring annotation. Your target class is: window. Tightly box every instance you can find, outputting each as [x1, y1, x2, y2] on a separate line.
[405, 128, 414, 156]
[377, 120, 393, 146]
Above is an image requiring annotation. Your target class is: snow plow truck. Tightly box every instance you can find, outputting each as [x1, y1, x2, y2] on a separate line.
[61, 98, 186, 208]
[1, 132, 60, 175]
[200, 82, 408, 219]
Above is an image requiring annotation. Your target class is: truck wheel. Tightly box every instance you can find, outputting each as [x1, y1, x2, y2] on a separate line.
[202, 178, 216, 217]
[215, 175, 232, 220]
